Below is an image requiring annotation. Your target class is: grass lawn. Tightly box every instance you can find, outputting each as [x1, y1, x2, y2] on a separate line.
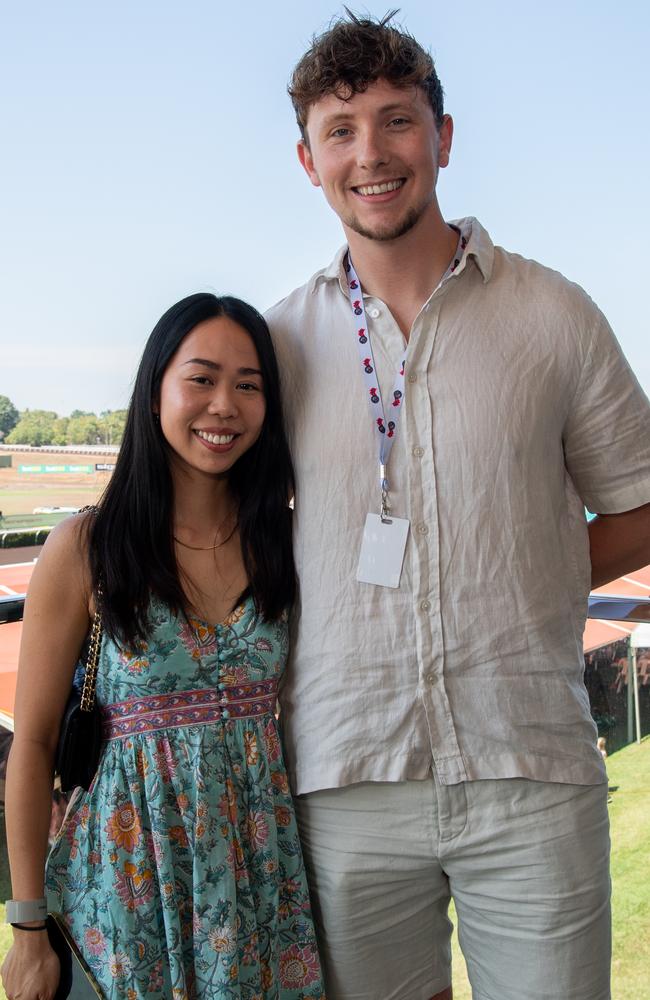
[0, 739, 648, 998]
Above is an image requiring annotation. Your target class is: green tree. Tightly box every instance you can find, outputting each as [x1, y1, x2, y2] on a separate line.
[99, 410, 127, 446]
[51, 417, 70, 446]
[6, 409, 58, 446]
[0, 395, 19, 439]
[67, 414, 100, 445]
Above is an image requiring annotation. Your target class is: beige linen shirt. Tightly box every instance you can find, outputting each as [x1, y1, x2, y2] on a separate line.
[266, 218, 650, 796]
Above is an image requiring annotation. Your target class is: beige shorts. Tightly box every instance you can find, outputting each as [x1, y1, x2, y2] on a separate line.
[294, 775, 610, 1000]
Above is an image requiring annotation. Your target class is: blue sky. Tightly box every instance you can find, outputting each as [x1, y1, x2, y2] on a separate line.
[1, 0, 649, 413]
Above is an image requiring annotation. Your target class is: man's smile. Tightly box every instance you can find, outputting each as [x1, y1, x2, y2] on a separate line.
[352, 179, 405, 197]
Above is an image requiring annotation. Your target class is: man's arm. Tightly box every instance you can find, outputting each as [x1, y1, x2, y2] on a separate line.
[588, 502, 650, 589]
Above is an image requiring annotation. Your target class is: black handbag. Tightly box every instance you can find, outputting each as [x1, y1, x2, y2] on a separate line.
[54, 596, 103, 794]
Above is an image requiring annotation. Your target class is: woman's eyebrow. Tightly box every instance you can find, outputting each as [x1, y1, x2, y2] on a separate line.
[182, 358, 262, 376]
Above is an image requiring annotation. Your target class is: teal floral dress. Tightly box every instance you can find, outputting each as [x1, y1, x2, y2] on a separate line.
[46, 597, 325, 1000]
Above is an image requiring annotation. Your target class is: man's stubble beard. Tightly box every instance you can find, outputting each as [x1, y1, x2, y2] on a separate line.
[342, 190, 435, 243]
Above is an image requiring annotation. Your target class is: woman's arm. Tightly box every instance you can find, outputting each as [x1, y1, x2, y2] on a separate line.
[1, 513, 93, 1000]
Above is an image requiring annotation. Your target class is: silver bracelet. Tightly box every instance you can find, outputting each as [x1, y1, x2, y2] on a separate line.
[5, 898, 47, 924]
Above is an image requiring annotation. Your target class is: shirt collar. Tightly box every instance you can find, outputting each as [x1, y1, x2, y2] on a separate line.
[315, 216, 495, 294]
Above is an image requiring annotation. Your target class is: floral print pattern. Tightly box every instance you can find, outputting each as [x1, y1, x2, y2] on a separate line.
[46, 596, 325, 998]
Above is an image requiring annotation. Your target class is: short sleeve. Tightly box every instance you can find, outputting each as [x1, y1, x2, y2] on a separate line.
[563, 307, 650, 514]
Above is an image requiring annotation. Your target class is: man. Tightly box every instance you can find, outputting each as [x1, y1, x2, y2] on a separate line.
[266, 12, 650, 1000]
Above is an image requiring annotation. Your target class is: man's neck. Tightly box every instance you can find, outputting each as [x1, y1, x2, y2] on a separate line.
[345, 213, 458, 340]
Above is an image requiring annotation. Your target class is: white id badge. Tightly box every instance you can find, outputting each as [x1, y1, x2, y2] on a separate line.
[356, 513, 410, 588]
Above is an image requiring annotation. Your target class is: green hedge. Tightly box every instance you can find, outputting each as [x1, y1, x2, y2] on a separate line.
[0, 527, 52, 548]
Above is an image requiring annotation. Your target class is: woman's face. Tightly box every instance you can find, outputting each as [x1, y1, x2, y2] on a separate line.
[157, 316, 266, 480]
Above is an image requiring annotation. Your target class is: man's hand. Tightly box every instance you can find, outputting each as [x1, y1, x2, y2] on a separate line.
[589, 501, 650, 589]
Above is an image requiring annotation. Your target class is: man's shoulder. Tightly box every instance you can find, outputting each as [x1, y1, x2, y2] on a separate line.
[494, 242, 595, 308]
[265, 247, 346, 334]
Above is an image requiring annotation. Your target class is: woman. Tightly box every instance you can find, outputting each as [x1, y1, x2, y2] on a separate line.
[1, 294, 325, 999]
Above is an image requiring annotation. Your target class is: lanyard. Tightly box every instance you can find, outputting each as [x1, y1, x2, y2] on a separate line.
[344, 230, 467, 522]
[345, 252, 406, 521]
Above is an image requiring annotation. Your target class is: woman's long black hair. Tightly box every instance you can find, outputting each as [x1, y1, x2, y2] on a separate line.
[87, 293, 296, 647]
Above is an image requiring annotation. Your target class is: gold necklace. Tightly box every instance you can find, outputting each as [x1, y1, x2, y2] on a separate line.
[173, 536, 222, 551]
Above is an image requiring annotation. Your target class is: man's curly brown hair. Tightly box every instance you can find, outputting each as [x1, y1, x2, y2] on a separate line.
[288, 9, 445, 143]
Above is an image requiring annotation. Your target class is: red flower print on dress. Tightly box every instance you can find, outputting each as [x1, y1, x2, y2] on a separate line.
[153, 737, 177, 781]
[274, 805, 292, 827]
[244, 731, 259, 766]
[114, 861, 155, 911]
[178, 619, 217, 660]
[84, 927, 107, 956]
[271, 770, 290, 794]
[279, 944, 321, 988]
[118, 642, 149, 674]
[246, 810, 269, 850]
[105, 803, 142, 853]
[147, 960, 164, 992]
[241, 933, 259, 966]
[279, 877, 304, 918]
[168, 825, 189, 848]
[263, 720, 281, 762]
[260, 959, 274, 991]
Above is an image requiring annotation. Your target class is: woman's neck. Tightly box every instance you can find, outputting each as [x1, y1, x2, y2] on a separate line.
[171, 469, 237, 546]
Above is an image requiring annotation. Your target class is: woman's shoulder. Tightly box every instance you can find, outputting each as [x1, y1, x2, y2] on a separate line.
[34, 508, 96, 605]
[43, 506, 94, 558]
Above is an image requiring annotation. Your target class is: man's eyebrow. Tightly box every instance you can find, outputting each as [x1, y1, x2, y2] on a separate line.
[182, 358, 262, 376]
[319, 102, 415, 129]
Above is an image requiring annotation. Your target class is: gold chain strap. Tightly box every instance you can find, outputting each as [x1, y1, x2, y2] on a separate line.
[80, 584, 103, 713]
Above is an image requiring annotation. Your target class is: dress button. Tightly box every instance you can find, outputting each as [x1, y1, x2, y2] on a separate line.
[408, 373, 417, 384]
[218, 652, 226, 661]
[368, 307, 380, 319]
[221, 709, 230, 719]
[217, 682, 226, 691]
[417, 523, 428, 535]
[420, 600, 431, 611]
[412, 446, 424, 458]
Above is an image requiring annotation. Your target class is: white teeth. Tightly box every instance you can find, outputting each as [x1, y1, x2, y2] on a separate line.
[356, 179, 403, 196]
[195, 430, 235, 445]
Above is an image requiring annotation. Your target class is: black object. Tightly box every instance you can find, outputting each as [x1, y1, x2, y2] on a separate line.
[54, 598, 103, 794]
[46, 914, 104, 998]
[54, 689, 102, 793]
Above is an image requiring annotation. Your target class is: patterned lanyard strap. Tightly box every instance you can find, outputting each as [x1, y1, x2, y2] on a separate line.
[345, 230, 468, 522]
[345, 252, 406, 521]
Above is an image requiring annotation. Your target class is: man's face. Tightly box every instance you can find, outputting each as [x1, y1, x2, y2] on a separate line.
[298, 78, 453, 243]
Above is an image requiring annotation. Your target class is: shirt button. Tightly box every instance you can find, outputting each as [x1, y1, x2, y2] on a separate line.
[368, 307, 380, 319]
[426, 673, 436, 684]
[408, 373, 417, 383]
[417, 523, 428, 535]
[420, 600, 431, 611]
[412, 446, 424, 458]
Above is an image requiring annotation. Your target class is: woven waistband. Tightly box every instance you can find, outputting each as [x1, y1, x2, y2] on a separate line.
[102, 679, 278, 739]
